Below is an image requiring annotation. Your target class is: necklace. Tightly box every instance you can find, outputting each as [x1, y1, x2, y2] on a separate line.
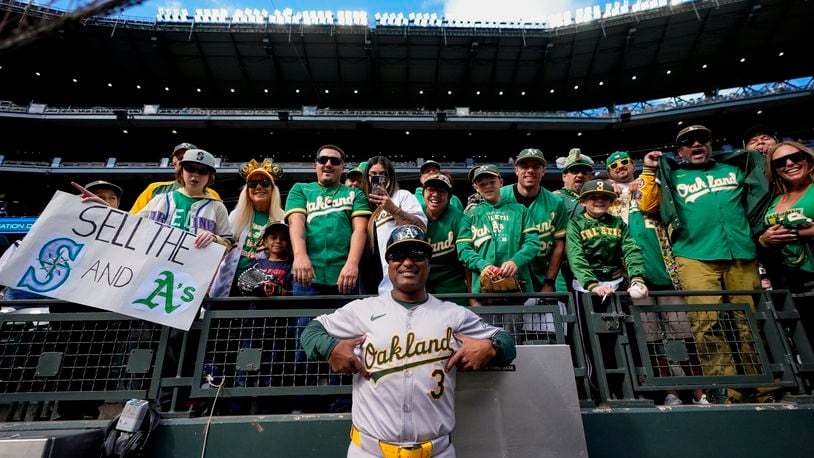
[318, 183, 341, 204]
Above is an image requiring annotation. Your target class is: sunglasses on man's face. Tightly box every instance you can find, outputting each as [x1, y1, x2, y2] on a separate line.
[677, 135, 711, 148]
[247, 178, 272, 188]
[568, 167, 593, 175]
[608, 158, 631, 170]
[771, 151, 809, 170]
[386, 250, 430, 263]
[316, 156, 343, 166]
[182, 163, 211, 175]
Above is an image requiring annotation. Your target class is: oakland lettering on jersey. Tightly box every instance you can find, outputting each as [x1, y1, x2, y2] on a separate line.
[580, 226, 622, 240]
[364, 327, 454, 370]
[676, 172, 739, 203]
[431, 231, 456, 256]
[306, 194, 354, 212]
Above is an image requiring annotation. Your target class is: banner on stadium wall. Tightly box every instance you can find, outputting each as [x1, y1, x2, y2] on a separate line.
[0, 191, 225, 330]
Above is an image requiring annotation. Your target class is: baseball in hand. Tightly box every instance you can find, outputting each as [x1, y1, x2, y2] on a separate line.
[628, 282, 649, 300]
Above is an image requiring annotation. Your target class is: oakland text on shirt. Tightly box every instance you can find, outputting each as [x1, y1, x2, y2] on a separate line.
[430, 230, 456, 257]
[73, 205, 194, 266]
[364, 327, 454, 381]
[533, 217, 555, 254]
[580, 225, 622, 240]
[675, 171, 739, 204]
[306, 194, 355, 213]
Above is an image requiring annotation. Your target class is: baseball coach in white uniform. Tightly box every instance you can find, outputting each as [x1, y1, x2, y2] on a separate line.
[301, 224, 516, 458]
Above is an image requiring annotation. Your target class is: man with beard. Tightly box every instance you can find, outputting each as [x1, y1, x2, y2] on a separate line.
[605, 151, 707, 405]
[640, 125, 770, 401]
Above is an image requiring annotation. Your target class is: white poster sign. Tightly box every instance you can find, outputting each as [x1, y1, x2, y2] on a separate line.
[0, 191, 225, 330]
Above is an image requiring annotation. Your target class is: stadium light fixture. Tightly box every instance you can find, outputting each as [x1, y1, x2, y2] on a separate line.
[164, 86, 170, 91]
[521, 91, 526, 95]
[631, 75, 637, 80]
[598, 81, 604, 86]
[778, 51, 784, 57]
[264, 89, 269, 93]
[666, 70, 671, 75]
[72, 78, 78, 83]
[136, 85, 142, 89]
[230, 88, 236, 93]
[447, 90, 452, 95]
[476, 90, 481, 95]
[419, 90, 424, 94]
[295, 89, 300, 93]
[573, 85, 579, 90]
[107, 82, 113, 87]
[701, 64, 707, 69]
[550, 89, 555, 94]
[172, 130, 178, 134]
[324, 89, 329, 94]
[122, 129, 128, 134]
[354, 89, 359, 94]
[498, 90, 503, 95]
[739, 57, 746, 63]
[35, 71, 41, 76]
[756, 109, 763, 115]
[577, 132, 583, 137]
[677, 121, 684, 126]
[405, 131, 410, 135]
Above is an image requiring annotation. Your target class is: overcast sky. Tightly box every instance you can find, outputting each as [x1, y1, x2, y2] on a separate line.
[60, 0, 600, 21]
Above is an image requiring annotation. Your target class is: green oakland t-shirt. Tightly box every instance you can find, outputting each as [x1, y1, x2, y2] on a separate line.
[284, 182, 372, 286]
[670, 162, 755, 261]
[170, 191, 197, 231]
[764, 185, 814, 272]
[426, 205, 467, 295]
[237, 211, 270, 274]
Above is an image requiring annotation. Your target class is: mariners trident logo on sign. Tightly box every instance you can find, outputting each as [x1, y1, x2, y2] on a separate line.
[17, 237, 85, 293]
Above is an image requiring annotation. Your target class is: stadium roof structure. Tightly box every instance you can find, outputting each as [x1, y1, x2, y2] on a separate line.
[0, 0, 811, 112]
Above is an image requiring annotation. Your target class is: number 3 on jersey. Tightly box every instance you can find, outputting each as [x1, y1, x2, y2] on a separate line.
[430, 368, 445, 399]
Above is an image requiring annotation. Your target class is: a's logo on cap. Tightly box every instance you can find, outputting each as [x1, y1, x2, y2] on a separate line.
[395, 226, 420, 241]
[596, 181, 605, 191]
[196, 151, 205, 161]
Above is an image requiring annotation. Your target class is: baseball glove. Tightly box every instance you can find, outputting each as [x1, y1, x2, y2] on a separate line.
[479, 267, 522, 293]
[237, 267, 283, 297]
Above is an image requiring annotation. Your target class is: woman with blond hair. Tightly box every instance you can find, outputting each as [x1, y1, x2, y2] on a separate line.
[211, 159, 285, 296]
[759, 141, 814, 334]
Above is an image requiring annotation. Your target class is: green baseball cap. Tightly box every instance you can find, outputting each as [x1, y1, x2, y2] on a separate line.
[347, 161, 368, 179]
[606, 151, 631, 168]
[470, 164, 501, 182]
[516, 148, 547, 166]
[675, 125, 711, 144]
[579, 179, 617, 200]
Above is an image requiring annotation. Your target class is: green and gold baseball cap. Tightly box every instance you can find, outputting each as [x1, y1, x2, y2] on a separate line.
[172, 142, 198, 157]
[516, 148, 547, 166]
[579, 179, 617, 200]
[346, 161, 368, 179]
[606, 151, 631, 168]
[469, 164, 501, 182]
[422, 172, 452, 190]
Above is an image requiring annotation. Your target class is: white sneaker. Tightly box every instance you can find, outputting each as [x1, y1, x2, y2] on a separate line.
[692, 394, 710, 405]
[664, 394, 683, 406]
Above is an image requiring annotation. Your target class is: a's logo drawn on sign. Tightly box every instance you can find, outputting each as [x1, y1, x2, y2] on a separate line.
[133, 271, 196, 314]
[17, 237, 84, 293]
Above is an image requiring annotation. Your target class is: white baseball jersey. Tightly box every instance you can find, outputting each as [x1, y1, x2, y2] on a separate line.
[315, 293, 500, 444]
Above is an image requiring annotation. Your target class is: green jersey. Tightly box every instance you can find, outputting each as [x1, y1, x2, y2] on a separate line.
[457, 198, 540, 293]
[553, 187, 583, 292]
[764, 185, 814, 272]
[566, 211, 646, 291]
[669, 162, 756, 261]
[237, 211, 270, 274]
[426, 205, 468, 296]
[500, 185, 567, 291]
[284, 182, 372, 285]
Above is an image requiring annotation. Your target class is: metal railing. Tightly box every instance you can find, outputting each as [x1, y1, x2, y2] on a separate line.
[0, 290, 811, 420]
